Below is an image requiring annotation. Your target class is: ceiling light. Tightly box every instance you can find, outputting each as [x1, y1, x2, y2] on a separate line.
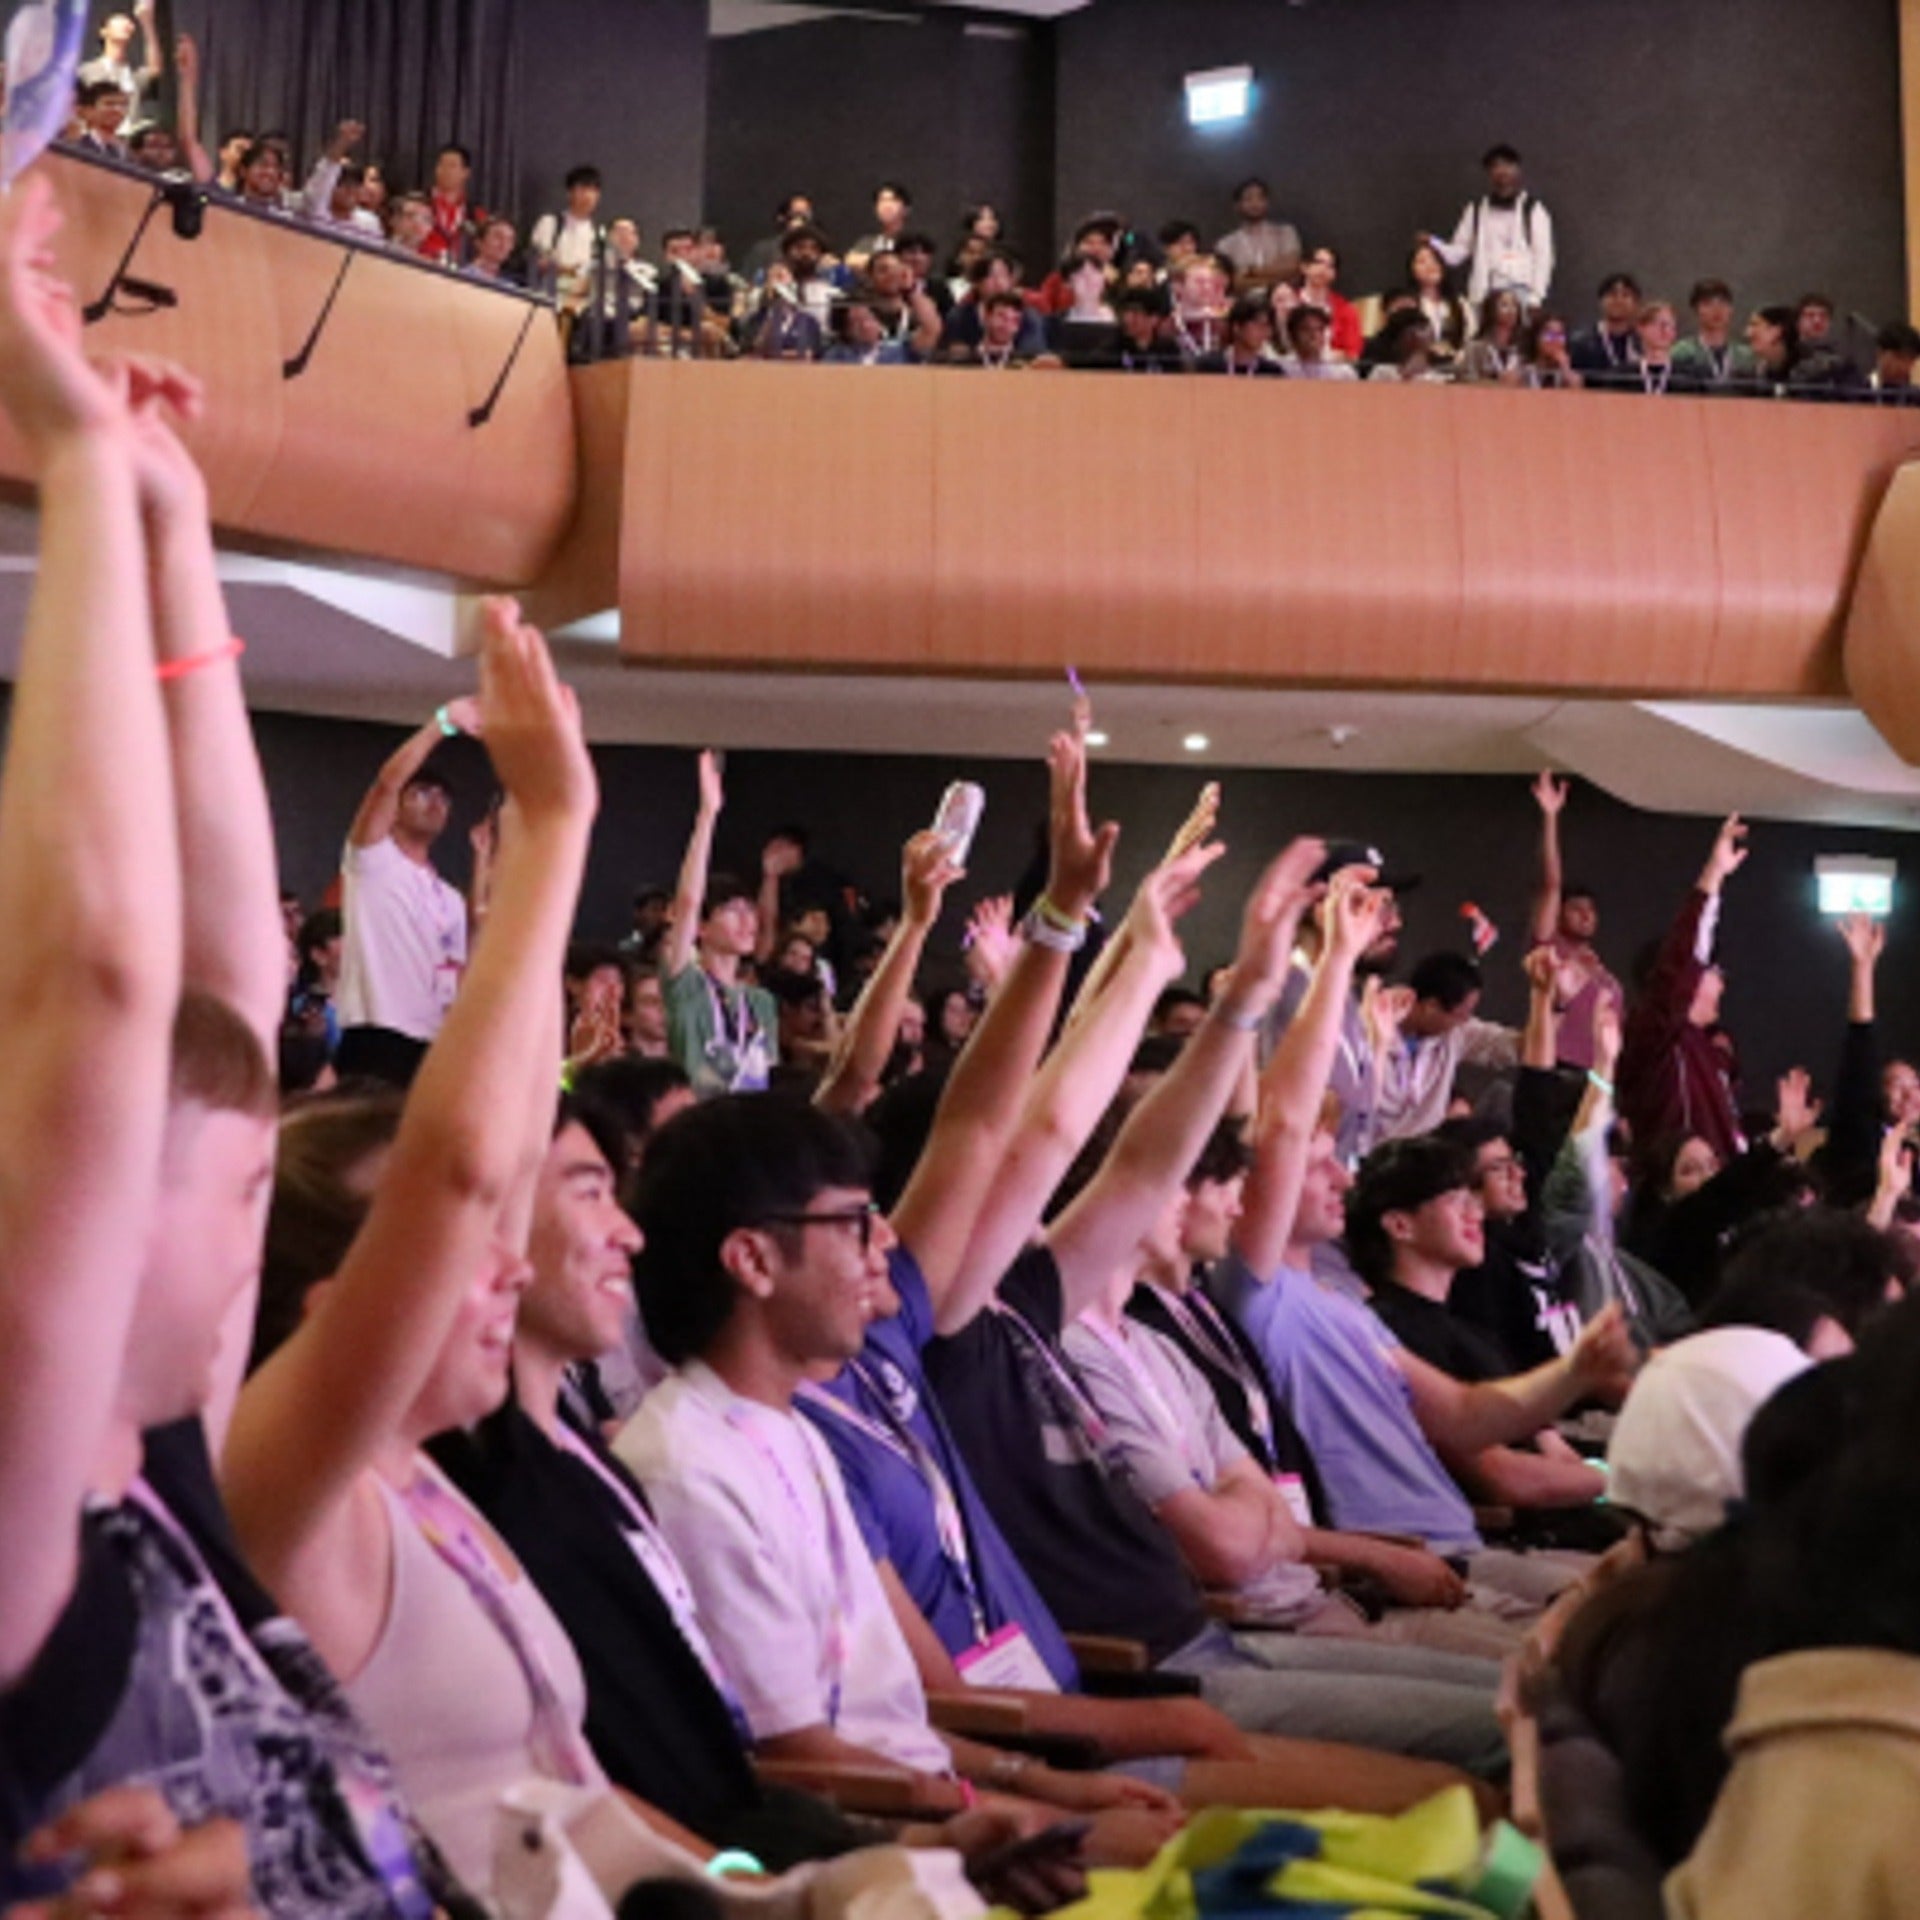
[1182, 732, 1210, 753]
[1085, 729, 1110, 748]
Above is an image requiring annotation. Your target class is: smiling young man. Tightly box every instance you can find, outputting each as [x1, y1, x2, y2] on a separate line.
[614, 1097, 1187, 1860]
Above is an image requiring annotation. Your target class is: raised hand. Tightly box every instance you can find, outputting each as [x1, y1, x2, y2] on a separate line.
[901, 829, 963, 930]
[1772, 1065, 1822, 1149]
[761, 835, 803, 881]
[1124, 837, 1226, 981]
[1043, 727, 1118, 922]
[1878, 1123, 1914, 1204]
[1533, 769, 1568, 816]
[961, 891, 1016, 990]
[1325, 867, 1387, 967]
[1590, 993, 1623, 1079]
[474, 598, 595, 829]
[442, 693, 483, 736]
[1362, 979, 1415, 1056]
[695, 746, 724, 817]
[0, 177, 200, 456]
[1701, 812, 1749, 891]
[1222, 836, 1326, 1018]
[1522, 943, 1559, 998]
[1162, 780, 1221, 865]
[326, 119, 366, 161]
[1839, 912, 1886, 968]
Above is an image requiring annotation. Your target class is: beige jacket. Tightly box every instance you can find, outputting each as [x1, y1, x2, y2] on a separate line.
[1666, 1647, 1920, 1919]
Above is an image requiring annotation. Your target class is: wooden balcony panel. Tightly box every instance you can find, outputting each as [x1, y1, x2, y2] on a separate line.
[0, 152, 574, 587]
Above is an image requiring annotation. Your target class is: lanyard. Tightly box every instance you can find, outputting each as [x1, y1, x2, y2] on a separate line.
[1643, 363, 1671, 395]
[395, 1466, 597, 1787]
[978, 343, 1014, 370]
[124, 1480, 441, 1920]
[801, 1367, 989, 1643]
[1600, 329, 1637, 369]
[700, 968, 768, 1090]
[719, 1403, 853, 1729]
[992, 1297, 1113, 1459]
[1705, 341, 1731, 381]
[1174, 312, 1220, 358]
[1146, 1283, 1278, 1458]
[1072, 1313, 1206, 1486]
[550, 1423, 754, 1743]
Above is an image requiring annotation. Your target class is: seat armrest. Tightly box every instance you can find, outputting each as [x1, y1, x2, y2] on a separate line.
[1063, 1632, 1149, 1674]
[926, 1690, 1030, 1737]
[751, 1758, 960, 1819]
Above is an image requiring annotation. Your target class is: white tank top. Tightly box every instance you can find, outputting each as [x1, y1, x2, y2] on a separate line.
[345, 1465, 602, 1896]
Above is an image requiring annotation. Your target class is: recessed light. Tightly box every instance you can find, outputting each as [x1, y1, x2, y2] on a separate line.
[1086, 729, 1110, 748]
[1182, 732, 1210, 753]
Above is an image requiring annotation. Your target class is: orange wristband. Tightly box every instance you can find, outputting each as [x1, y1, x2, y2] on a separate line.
[156, 637, 246, 682]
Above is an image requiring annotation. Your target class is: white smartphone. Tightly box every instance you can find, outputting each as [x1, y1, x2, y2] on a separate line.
[931, 781, 986, 869]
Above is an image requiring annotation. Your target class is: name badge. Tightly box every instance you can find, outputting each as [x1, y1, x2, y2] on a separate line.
[954, 1623, 1059, 1694]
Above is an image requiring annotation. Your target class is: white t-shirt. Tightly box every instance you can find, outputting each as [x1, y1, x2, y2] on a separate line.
[615, 1363, 952, 1776]
[337, 836, 468, 1041]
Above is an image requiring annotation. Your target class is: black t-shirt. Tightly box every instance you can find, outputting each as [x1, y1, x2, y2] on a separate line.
[1446, 1221, 1574, 1374]
[1126, 1279, 1330, 1526]
[1367, 1283, 1510, 1385]
[429, 1402, 761, 1839]
[923, 1246, 1206, 1663]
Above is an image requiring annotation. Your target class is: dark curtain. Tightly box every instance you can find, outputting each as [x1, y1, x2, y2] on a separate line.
[179, 0, 519, 217]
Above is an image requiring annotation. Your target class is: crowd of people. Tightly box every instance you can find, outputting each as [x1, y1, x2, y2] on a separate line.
[11, 39, 1920, 1920]
[55, 18, 1920, 398]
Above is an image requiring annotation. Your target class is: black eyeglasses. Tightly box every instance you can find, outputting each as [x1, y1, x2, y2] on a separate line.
[757, 1202, 882, 1254]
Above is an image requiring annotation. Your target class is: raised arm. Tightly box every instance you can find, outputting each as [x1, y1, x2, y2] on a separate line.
[135, 401, 282, 1052]
[0, 180, 184, 1684]
[172, 34, 212, 183]
[132, 0, 163, 84]
[1047, 839, 1324, 1315]
[890, 727, 1117, 1313]
[224, 602, 596, 1597]
[754, 832, 801, 964]
[346, 701, 476, 850]
[816, 830, 959, 1115]
[1528, 771, 1567, 947]
[662, 749, 724, 979]
[1825, 915, 1887, 1195]
[940, 842, 1220, 1333]
[1233, 874, 1382, 1278]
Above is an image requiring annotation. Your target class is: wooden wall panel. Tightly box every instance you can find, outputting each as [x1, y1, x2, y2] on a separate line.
[0, 152, 575, 587]
[928, 369, 1199, 676]
[1194, 380, 1460, 687]
[1456, 389, 1718, 693]
[620, 360, 937, 669]
[595, 360, 1920, 741]
[1844, 460, 1920, 761]
[1701, 402, 1920, 697]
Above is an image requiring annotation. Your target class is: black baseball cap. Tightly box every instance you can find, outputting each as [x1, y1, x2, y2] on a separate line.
[1311, 839, 1422, 893]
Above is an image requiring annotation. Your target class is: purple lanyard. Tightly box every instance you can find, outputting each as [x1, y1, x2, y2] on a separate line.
[549, 1424, 755, 1745]
[802, 1365, 989, 1644]
[395, 1468, 596, 1786]
[1149, 1284, 1277, 1456]
[720, 1406, 853, 1729]
[993, 1298, 1114, 1458]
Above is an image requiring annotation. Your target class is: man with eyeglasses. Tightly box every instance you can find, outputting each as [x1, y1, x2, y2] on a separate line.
[613, 1095, 1192, 1857]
